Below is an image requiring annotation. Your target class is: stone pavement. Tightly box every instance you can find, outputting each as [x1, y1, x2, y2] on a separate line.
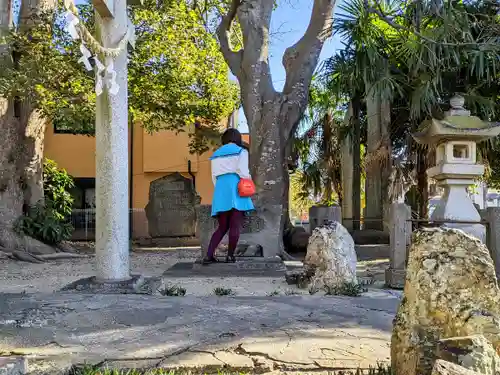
[0, 292, 400, 374]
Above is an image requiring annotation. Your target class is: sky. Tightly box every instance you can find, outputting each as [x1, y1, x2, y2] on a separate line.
[236, 0, 343, 133]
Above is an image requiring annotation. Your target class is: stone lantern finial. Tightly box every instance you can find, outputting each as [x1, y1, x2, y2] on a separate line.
[450, 94, 465, 109]
[447, 94, 470, 117]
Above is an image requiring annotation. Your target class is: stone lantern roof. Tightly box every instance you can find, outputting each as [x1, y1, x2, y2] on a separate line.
[412, 95, 500, 145]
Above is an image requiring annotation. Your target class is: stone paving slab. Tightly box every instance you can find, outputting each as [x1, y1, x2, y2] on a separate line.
[0, 357, 27, 375]
[0, 292, 400, 374]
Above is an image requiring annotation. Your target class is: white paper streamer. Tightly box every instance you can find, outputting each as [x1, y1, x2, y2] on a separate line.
[64, 11, 80, 40]
[105, 59, 119, 95]
[62, 0, 131, 97]
[94, 57, 106, 96]
[78, 44, 93, 71]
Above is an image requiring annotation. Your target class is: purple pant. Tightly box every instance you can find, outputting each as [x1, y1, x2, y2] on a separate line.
[207, 209, 244, 258]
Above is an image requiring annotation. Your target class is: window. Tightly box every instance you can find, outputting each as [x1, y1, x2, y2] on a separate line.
[70, 178, 96, 209]
[452, 144, 469, 159]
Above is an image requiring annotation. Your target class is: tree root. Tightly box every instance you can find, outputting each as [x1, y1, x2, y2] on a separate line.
[0, 227, 84, 263]
[38, 252, 88, 260]
[0, 227, 56, 254]
[2, 250, 89, 263]
[10, 250, 45, 263]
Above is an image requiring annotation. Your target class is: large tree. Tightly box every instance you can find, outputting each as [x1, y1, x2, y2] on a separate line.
[0, 0, 59, 256]
[1, 0, 239, 146]
[0, 0, 239, 255]
[216, 0, 336, 256]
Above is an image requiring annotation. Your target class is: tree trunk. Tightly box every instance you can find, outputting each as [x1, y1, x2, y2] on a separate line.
[0, 0, 25, 235]
[0, 0, 56, 256]
[217, 0, 335, 256]
[351, 95, 362, 231]
[19, 0, 56, 207]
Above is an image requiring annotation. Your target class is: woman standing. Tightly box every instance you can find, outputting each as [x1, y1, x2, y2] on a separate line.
[203, 129, 254, 264]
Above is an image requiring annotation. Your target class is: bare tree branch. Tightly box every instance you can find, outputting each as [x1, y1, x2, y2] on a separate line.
[281, 0, 336, 135]
[216, 0, 243, 77]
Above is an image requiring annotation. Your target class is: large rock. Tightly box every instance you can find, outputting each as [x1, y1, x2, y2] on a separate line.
[304, 221, 358, 292]
[437, 335, 500, 375]
[392, 228, 500, 375]
[432, 360, 481, 375]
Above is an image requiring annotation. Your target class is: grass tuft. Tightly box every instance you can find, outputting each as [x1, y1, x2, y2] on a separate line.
[213, 287, 235, 296]
[71, 363, 393, 375]
[324, 282, 367, 297]
[266, 290, 280, 296]
[157, 284, 186, 296]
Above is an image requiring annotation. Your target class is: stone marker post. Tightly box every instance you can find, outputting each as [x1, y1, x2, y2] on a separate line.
[484, 207, 500, 280]
[385, 203, 411, 289]
[309, 205, 342, 233]
[94, 0, 130, 281]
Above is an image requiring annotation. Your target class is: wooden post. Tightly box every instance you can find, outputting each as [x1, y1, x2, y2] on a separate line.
[484, 207, 500, 281]
[385, 203, 412, 289]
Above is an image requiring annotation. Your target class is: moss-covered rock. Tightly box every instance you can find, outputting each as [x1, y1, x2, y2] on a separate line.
[392, 228, 500, 375]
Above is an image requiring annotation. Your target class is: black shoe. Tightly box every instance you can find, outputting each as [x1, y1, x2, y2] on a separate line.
[202, 256, 219, 265]
[226, 255, 236, 263]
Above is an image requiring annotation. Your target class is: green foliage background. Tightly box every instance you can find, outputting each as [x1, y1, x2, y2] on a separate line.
[15, 159, 75, 245]
[0, 0, 240, 152]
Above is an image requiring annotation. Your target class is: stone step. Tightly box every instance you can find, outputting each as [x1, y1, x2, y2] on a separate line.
[164, 258, 286, 277]
[355, 244, 390, 260]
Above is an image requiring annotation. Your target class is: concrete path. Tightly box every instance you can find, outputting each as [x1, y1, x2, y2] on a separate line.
[0, 292, 399, 374]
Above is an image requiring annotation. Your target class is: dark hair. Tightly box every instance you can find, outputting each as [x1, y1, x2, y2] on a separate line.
[221, 128, 242, 147]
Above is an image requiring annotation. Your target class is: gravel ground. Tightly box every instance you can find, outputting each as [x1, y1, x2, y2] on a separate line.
[0, 247, 390, 296]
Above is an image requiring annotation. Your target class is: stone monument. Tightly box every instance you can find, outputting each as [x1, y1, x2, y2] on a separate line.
[145, 173, 200, 237]
[412, 95, 500, 242]
[196, 204, 265, 258]
[309, 205, 342, 233]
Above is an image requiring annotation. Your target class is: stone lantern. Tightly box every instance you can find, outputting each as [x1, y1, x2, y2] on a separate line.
[412, 95, 500, 242]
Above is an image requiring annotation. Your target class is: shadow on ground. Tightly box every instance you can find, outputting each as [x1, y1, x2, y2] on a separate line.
[0, 292, 399, 373]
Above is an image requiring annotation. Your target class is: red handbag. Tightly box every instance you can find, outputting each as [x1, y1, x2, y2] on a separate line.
[238, 178, 256, 197]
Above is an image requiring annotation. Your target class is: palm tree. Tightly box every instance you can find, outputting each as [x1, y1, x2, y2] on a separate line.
[322, 49, 365, 229]
[322, 0, 500, 219]
[292, 81, 345, 207]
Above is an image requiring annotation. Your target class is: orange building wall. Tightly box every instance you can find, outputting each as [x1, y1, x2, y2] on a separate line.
[44, 122, 215, 238]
